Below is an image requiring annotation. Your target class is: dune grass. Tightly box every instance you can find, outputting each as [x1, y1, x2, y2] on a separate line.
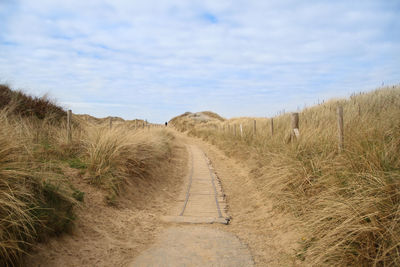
[0, 108, 79, 266]
[82, 123, 174, 204]
[171, 85, 400, 266]
[0, 84, 174, 266]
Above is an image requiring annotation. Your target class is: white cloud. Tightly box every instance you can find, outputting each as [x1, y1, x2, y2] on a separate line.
[0, 0, 399, 122]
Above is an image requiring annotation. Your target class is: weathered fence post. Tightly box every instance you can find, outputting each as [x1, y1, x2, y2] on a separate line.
[234, 124, 237, 137]
[270, 118, 274, 136]
[240, 123, 243, 138]
[109, 117, 112, 129]
[337, 106, 344, 152]
[67, 109, 72, 143]
[253, 120, 256, 136]
[291, 112, 299, 141]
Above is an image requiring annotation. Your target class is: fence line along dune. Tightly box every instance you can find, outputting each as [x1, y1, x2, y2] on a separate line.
[170, 85, 400, 266]
[0, 84, 176, 266]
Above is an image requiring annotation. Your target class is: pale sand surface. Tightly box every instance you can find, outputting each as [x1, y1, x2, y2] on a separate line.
[26, 130, 300, 266]
[130, 226, 253, 267]
[25, 138, 188, 267]
[131, 144, 253, 266]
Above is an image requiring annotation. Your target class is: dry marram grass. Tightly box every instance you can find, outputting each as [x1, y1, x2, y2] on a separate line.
[0, 84, 175, 266]
[170, 85, 400, 266]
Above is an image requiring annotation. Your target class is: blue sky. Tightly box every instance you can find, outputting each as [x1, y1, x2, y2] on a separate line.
[0, 0, 399, 122]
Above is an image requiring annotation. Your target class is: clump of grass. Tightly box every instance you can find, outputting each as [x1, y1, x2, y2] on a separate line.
[67, 158, 87, 170]
[0, 114, 36, 264]
[82, 124, 174, 197]
[0, 84, 65, 120]
[0, 84, 177, 265]
[171, 85, 400, 266]
[0, 109, 78, 266]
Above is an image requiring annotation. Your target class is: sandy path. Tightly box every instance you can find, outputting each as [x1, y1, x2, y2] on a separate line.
[130, 226, 253, 267]
[25, 138, 189, 267]
[130, 145, 254, 266]
[162, 145, 228, 224]
[26, 131, 299, 266]
[169, 132, 302, 266]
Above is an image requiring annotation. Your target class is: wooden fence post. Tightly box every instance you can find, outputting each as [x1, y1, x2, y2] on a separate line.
[234, 124, 237, 137]
[270, 118, 274, 136]
[240, 123, 243, 138]
[337, 106, 344, 152]
[253, 120, 256, 136]
[67, 109, 72, 143]
[291, 112, 299, 140]
[109, 117, 112, 129]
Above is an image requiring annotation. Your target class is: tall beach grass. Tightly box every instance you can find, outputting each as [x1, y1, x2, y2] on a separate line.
[171, 85, 400, 266]
[0, 84, 174, 266]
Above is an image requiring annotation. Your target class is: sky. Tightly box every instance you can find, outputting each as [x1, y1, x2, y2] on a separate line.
[0, 0, 399, 123]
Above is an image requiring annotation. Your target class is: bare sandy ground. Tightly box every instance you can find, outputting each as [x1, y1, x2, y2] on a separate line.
[25, 138, 188, 267]
[130, 226, 253, 267]
[176, 132, 303, 266]
[130, 144, 254, 266]
[26, 130, 301, 266]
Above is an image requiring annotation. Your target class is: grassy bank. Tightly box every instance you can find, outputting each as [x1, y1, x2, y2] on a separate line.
[0, 84, 174, 266]
[170, 85, 400, 266]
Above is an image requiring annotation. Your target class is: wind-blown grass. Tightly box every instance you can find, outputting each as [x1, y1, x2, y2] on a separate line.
[82, 124, 174, 202]
[0, 84, 175, 266]
[0, 109, 78, 266]
[171, 85, 400, 266]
